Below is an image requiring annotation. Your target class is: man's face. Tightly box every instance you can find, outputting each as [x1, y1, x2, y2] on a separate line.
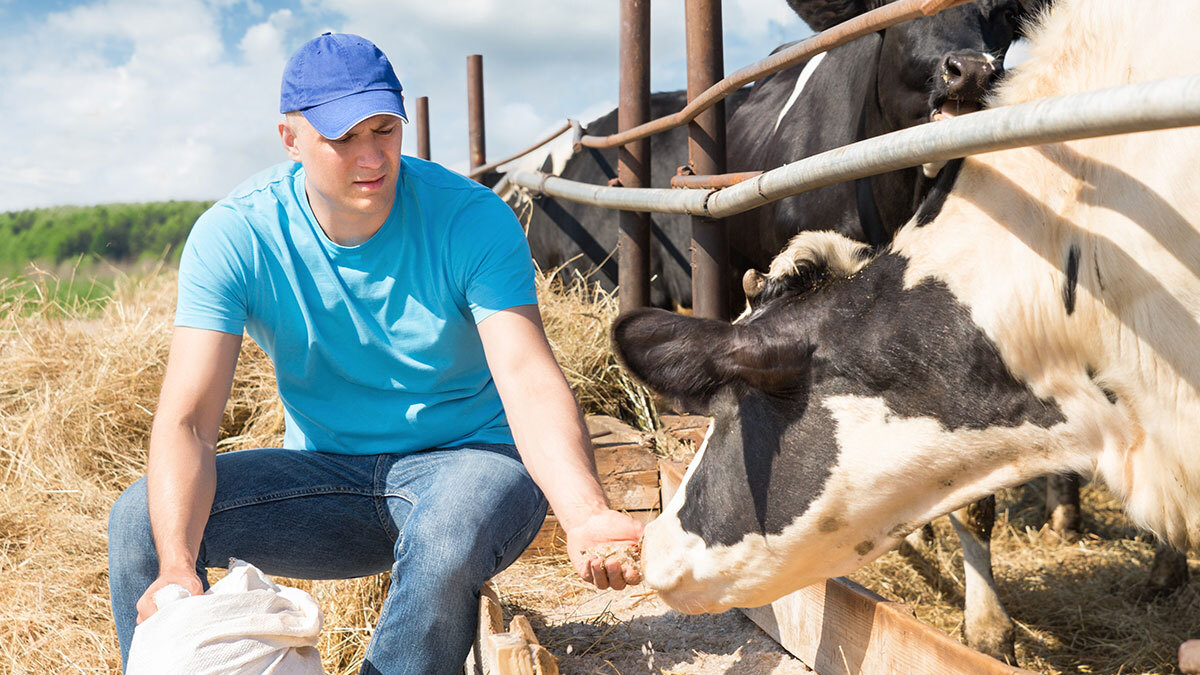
[280, 113, 404, 224]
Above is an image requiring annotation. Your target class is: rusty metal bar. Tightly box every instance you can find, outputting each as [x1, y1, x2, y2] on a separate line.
[688, 0, 729, 320]
[415, 96, 431, 160]
[578, 0, 972, 150]
[670, 170, 762, 189]
[467, 54, 486, 174]
[467, 121, 572, 179]
[618, 0, 652, 313]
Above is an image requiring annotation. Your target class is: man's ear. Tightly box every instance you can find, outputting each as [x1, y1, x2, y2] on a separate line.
[279, 117, 303, 162]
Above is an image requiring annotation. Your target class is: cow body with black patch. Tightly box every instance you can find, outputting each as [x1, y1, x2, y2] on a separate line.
[613, 0, 1200, 623]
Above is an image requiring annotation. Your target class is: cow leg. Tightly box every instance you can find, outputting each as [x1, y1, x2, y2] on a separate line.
[949, 495, 1017, 665]
[1044, 473, 1082, 542]
[1145, 541, 1190, 597]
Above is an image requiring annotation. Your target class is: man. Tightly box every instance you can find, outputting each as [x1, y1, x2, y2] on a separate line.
[107, 32, 643, 674]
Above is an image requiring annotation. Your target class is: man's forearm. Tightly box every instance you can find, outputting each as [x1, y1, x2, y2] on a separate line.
[146, 420, 218, 572]
[502, 364, 610, 531]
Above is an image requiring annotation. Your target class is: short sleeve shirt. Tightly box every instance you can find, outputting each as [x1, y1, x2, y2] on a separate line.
[175, 157, 537, 454]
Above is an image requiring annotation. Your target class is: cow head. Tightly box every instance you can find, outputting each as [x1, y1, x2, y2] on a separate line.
[788, 0, 1044, 129]
[612, 231, 1069, 613]
[879, 0, 1023, 127]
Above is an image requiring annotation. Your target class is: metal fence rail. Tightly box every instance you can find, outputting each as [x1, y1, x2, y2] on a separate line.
[510, 76, 1200, 218]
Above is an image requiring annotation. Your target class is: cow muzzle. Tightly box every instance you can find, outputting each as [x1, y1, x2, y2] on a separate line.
[933, 50, 1000, 120]
[640, 516, 732, 614]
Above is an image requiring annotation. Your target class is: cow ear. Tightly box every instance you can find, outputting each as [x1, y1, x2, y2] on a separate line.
[727, 331, 815, 395]
[612, 308, 813, 406]
[786, 0, 877, 32]
[612, 308, 736, 405]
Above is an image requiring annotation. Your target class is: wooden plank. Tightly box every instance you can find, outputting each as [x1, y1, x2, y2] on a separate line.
[530, 644, 559, 675]
[594, 442, 660, 511]
[659, 458, 688, 507]
[586, 414, 646, 446]
[741, 578, 1035, 675]
[509, 615, 538, 645]
[659, 414, 713, 447]
[487, 633, 533, 675]
[467, 585, 561, 675]
[465, 583, 505, 675]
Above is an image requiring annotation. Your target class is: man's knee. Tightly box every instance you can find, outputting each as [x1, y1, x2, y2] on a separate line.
[400, 473, 545, 581]
[108, 478, 154, 558]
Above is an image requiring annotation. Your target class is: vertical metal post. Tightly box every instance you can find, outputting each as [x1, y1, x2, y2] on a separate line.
[467, 54, 486, 175]
[686, 0, 729, 320]
[618, 0, 652, 313]
[415, 96, 431, 160]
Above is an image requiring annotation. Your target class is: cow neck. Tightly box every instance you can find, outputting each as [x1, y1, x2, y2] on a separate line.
[854, 35, 888, 249]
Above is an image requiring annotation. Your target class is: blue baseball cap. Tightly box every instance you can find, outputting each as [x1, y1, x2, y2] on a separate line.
[280, 32, 407, 140]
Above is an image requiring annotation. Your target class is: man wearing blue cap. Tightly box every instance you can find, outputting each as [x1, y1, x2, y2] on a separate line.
[107, 32, 644, 674]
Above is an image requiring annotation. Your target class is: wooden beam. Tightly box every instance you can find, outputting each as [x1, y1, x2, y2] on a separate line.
[741, 577, 1035, 674]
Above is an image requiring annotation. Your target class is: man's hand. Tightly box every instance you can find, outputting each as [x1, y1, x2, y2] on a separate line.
[567, 509, 645, 591]
[135, 566, 204, 624]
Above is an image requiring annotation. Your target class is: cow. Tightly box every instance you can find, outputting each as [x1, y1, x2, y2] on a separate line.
[611, 0, 1199, 665]
[513, 0, 1036, 310]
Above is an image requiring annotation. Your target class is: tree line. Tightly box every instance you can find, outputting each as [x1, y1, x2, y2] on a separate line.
[0, 201, 213, 268]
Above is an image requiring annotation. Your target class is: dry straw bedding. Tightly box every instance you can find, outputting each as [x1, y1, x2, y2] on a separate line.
[0, 270, 1195, 674]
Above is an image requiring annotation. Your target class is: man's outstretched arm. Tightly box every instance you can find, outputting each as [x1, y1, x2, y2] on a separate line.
[478, 304, 643, 590]
[137, 326, 242, 622]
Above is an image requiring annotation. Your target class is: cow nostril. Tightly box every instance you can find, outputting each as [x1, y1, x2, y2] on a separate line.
[945, 57, 963, 80]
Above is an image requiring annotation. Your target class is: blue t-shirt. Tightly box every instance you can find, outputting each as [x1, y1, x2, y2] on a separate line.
[175, 157, 538, 454]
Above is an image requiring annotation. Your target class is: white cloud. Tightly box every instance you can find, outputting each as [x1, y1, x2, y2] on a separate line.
[0, 0, 810, 211]
[240, 9, 297, 65]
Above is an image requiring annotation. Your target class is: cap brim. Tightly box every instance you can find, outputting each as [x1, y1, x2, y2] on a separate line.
[301, 89, 408, 140]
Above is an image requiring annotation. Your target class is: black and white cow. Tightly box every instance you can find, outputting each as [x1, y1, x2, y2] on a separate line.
[726, 0, 1026, 255]
[614, 0, 1199, 659]
[514, 0, 1035, 309]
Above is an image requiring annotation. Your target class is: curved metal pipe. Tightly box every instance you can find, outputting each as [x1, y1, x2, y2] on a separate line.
[468, 121, 573, 179]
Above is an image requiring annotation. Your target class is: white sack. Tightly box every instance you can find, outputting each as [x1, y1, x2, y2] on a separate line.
[127, 558, 324, 675]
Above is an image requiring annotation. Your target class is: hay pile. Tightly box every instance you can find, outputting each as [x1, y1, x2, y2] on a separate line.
[0, 268, 1196, 673]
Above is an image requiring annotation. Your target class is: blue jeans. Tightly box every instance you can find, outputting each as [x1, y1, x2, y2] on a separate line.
[107, 443, 547, 675]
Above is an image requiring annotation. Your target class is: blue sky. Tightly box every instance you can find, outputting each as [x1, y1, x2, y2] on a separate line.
[0, 0, 810, 211]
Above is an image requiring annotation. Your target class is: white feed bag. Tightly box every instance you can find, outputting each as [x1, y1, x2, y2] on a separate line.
[127, 558, 324, 675]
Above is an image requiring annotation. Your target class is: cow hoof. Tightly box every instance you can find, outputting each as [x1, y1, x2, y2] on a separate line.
[965, 624, 1018, 666]
[1039, 519, 1081, 544]
[1141, 547, 1190, 599]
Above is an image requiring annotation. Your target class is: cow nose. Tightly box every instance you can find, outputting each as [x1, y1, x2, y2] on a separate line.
[941, 51, 998, 102]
